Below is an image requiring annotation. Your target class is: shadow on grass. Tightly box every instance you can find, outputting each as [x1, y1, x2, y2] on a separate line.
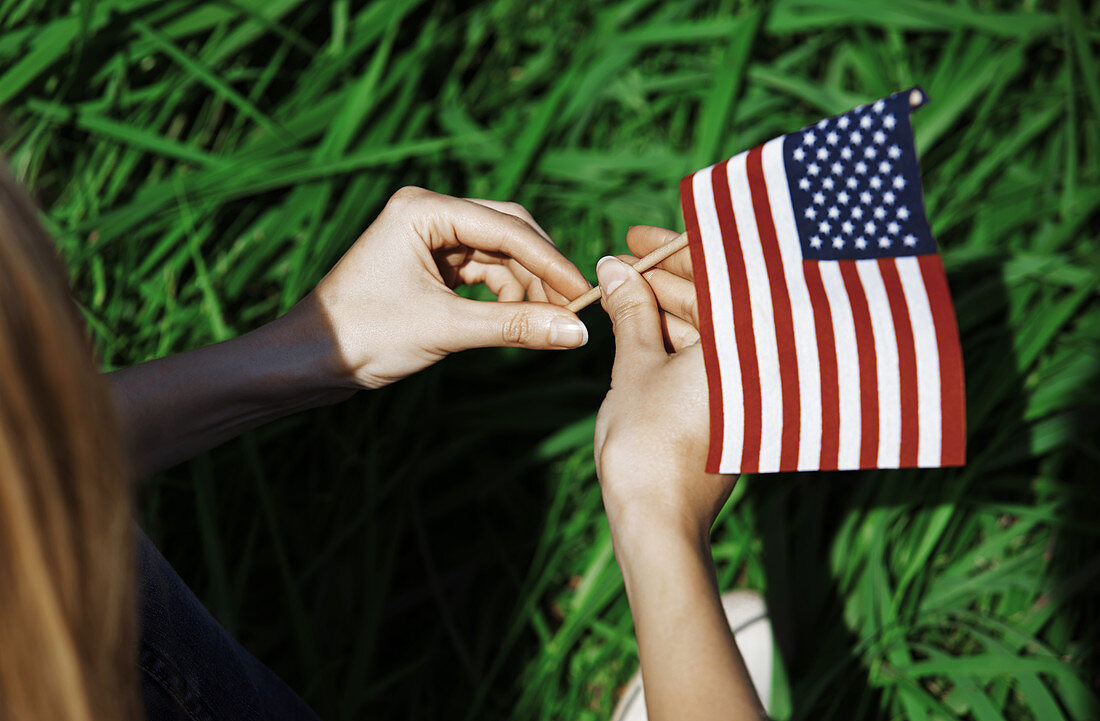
[744, 257, 1075, 720]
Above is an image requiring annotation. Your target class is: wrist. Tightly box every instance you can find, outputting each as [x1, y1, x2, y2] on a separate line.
[252, 298, 356, 405]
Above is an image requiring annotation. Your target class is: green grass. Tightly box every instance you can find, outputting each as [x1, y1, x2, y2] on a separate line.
[2, 1, 1098, 719]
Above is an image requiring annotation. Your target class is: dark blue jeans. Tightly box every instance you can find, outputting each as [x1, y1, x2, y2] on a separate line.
[136, 527, 320, 721]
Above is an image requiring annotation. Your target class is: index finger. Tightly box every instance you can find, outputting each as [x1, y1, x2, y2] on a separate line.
[625, 225, 694, 281]
[400, 188, 592, 303]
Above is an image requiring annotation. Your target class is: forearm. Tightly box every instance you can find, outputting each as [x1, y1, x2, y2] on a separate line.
[610, 507, 766, 721]
[108, 299, 353, 479]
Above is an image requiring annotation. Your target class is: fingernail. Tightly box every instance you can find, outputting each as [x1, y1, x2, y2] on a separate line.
[549, 317, 589, 348]
[596, 256, 629, 296]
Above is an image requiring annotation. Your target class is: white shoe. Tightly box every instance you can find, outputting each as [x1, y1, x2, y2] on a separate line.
[610, 590, 774, 721]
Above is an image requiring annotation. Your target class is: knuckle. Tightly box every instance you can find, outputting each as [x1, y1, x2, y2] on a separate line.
[502, 310, 534, 345]
[612, 294, 650, 324]
[388, 185, 427, 208]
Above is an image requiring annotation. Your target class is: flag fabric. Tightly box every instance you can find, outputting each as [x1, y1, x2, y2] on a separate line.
[679, 87, 965, 474]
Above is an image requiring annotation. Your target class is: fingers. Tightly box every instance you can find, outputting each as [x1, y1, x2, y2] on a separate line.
[388, 187, 591, 303]
[625, 225, 693, 281]
[643, 268, 699, 328]
[662, 312, 701, 352]
[596, 256, 666, 378]
[444, 296, 588, 352]
[464, 198, 554, 244]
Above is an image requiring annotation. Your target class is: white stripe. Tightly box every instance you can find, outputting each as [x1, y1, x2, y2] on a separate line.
[762, 137, 822, 471]
[895, 256, 942, 467]
[818, 262, 861, 469]
[692, 167, 744, 473]
[856, 259, 901, 468]
[727, 153, 782, 473]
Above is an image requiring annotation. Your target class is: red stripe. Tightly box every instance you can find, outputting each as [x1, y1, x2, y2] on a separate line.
[712, 160, 762, 473]
[918, 254, 966, 466]
[838, 261, 878, 469]
[802, 261, 840, 469]
[680, 174, 725, 474]
[746, 147, 801, 471]
[879, 258, 919, 467]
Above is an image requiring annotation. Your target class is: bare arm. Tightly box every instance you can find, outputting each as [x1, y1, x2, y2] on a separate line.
[111, 189, 592, 480]
[107, 298, 348, 479]
[592, 226, 767, 721]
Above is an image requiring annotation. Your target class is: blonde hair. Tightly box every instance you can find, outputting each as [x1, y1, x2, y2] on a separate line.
[0, 168, 140, 721]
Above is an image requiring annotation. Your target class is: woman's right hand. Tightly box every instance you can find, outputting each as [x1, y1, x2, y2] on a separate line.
[593, 225, 735, 542]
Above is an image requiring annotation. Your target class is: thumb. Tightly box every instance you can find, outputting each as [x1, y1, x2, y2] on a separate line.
[443, 297, 589, 351]
[596, 256, 665, 374]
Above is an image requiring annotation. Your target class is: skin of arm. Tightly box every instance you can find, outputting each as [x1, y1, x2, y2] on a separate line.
[110, 187, 592, 479]
[593, 225, 767, 721]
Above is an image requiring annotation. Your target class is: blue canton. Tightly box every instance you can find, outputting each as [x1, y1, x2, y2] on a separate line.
[783, 88, 936, 261]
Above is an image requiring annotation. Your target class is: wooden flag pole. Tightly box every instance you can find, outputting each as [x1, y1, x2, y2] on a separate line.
[565, 232, 690, 313]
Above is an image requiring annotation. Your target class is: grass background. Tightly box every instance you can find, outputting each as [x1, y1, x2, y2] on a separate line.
[2, 0, 1099, 719]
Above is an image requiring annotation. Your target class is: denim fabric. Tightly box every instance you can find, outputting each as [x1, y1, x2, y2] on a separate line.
[136, 527, 320, 721]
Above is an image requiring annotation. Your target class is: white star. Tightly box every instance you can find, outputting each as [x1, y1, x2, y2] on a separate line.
[813, 191, 825, 205]
[873, 99, 885, 113]
[855, 161, 868, 174]
[873, 206, 886, 220]
[879, 237, 892, 248]
[803, 131, 816, 145]
[870, 176, 883, 190]
[850, 131, 863, 145]
[887, 221, 900, 235]
[897, 206, 910, 220]
[903, 234, 917, 247]
[864, 146, 878, 159]
[851, 206, 864, 220]
[855, 236, 868, 249]
[860, 115, 873, 129]
[840, 146, 853, 160]
[887, 144, 901, 159]
[882, 190, 896, 204]
[810, 235, 823, 249]
[864, 221, 877, 234]
[860, 191, 872, 204]
[817, 118, 829, 129]
[878, 161, 892, 174]
[838, 190, 850, 204]
[846, 177, 858, 189]
[804, 207, 817, 220]
[883, 114, 896, 130]
[818, 221, 832, 234]
[822, 177, 835, 190]
[826, 131, 839, 145]
[808, 162, 820, 176]
[832, 162, 843, 175]
[817, 147, 829, 161]
[832, 237, 845, 249]
[838, 116, 850, 129]
[893, 175, 906, 189]
[828, 206, 840, 219]
[793, 147, 806, 161]
[842, 220, 854, 234]
[799, 177, 811, 190]
[873, 130, 886, 144]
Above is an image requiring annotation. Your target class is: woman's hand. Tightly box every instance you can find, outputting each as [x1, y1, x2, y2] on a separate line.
[294, 186, 592, 389]
[592, 226, 765, 721]
[109, 188, 591, 478]
[593, 225, 733, 540]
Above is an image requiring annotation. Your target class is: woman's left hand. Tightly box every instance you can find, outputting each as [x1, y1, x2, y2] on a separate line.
[294, 186, 593, 389]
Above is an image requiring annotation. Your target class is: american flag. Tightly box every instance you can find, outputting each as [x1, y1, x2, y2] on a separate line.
[680, 88, 965, 474]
